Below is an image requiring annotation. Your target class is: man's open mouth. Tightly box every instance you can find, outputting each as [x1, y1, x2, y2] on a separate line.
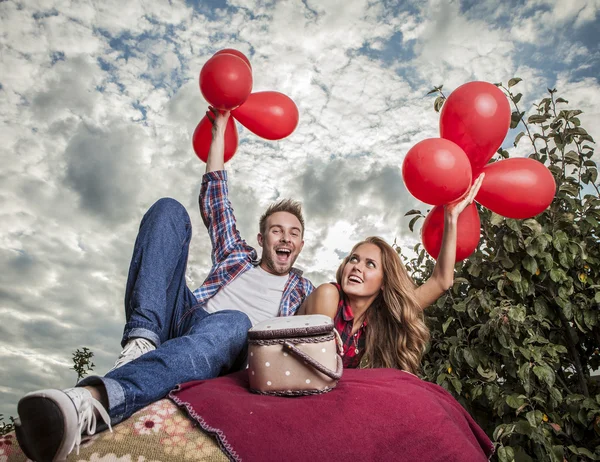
[275, 248, 292, 263]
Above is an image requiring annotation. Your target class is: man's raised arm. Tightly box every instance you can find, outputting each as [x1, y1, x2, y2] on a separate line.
[205, 106, 229, 173]
[200, 107, 249, 265]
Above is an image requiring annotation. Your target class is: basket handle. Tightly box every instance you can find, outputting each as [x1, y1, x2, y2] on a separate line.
[283, 341, 343, 381]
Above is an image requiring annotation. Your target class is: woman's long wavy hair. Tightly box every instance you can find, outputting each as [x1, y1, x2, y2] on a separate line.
[336, 236, 430, 375]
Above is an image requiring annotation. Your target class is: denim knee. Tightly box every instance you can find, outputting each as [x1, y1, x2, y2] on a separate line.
[214, 310, 252, 347]
[147, 198, 189, 223]
[229, 310, 252, 335]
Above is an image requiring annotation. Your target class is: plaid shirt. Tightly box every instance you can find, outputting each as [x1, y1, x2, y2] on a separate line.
[191, 170, 313, 317]
[331, 283, 367, 369]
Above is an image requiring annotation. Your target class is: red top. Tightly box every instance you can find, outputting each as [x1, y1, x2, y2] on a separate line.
[331, 283, 367, 368]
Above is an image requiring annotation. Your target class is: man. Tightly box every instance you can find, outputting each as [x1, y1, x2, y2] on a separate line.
[15, 108, 314, 461]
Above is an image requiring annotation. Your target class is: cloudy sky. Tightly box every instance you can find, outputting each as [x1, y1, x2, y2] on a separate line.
[1, 0, 599, 419]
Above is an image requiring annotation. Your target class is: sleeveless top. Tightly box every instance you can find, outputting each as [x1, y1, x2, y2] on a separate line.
[331, 283, 368, 368]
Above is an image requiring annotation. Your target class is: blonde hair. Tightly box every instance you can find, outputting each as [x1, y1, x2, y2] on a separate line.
[336, 236, 430, 375]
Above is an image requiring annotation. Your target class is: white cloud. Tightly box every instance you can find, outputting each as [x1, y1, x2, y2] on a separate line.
[0, 0, 598, 421]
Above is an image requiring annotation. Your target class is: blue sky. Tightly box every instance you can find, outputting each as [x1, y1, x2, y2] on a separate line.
[0, 0, 599, 420]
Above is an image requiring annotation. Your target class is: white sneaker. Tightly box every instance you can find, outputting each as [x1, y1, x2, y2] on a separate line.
[15, 387, 112, 461]
[108, 337, 156, 372]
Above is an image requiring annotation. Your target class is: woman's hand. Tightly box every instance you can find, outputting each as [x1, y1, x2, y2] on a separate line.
[415, 173, 485, 310]
[445, 173, 485, 221]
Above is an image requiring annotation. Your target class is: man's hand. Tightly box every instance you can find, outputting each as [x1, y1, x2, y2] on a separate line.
[206, 106, 230, 137]
[205, 107, 231, 173]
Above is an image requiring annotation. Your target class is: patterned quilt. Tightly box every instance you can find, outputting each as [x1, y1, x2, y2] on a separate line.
[4, 399, 228, 462]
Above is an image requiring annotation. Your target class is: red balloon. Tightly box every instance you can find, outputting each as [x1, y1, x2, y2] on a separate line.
[214, 49, 251, 70]
[200, 54, 253, 110]
[476, 158, 556, 219]
[192, 115, 239, 163]
[440, 81, 511, 175]
[402, 138, 472, 206]
[421, 202, 480, 262]
[232, 91, 299, 140]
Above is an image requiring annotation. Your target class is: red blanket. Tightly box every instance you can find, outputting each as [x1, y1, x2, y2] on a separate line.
[170, 368, 494, 462]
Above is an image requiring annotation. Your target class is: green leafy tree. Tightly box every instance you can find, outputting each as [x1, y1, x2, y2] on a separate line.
[404, 80, 600, 461]
[0, 414, 15, 437]
[0, 347, 97, 437]
[72, 347, 95, 384]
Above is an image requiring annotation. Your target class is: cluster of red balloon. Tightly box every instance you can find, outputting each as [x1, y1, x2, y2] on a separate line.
[192, 49, 300, 162]
[402, 81, 556, 262]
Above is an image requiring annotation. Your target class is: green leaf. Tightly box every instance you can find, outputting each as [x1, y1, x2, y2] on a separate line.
[434, 96, 445, 112]
[449, 376, 462, 394]
[568, 109, 583, 118]
[567, 445, 596, 458]
[558, 298, 573, 319]
[534, 299, 549, 317]
[508, 77, 522, 88]
[453, 302, 466, 313]
[548, 165, 562, 176]
[426, 85, 443, 95]
[463, 348, 478, 368]
[552, 231, 569, 252]
[503, 235, 517, 253]
[512, 93, 522, 104]
[549, 387, 562, 404]
[564, 150, 580, 164]
[584, 310, 597, 329]
[508, 305, 526, 322]
[491, 212, 504, 226]
[522, 256, 538, 275]
[477, 364, 497, 381]
[556, 97, 568, 103]
[518, 363, 531, 393]
[576, 448, 595, 458]
[552, 446, 565, 461]
[506, 394, 526, 409]
[404, 209, 421, 216]
[533, 364, 555, 387]
[442, 316, 454, 334]
[409, 215, 422, 232]
[559, 183, 579, 196]
[506, 269, 522, 283]
[528, 114, 548, 124]
[522, 219, 542, 235]
[514, 131, 525, 147]
[514, 419, 533, 436]
[498, 446, 515, 462]
[550, 269, 564, 282]
[525, 410, 543, 428]
[510, 111, 522, 129]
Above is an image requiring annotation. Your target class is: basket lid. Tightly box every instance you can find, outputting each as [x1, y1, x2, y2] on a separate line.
[248, 314, 333, 340]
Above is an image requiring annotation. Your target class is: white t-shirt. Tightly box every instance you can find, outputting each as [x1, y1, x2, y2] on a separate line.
[204, 265, 288, 325]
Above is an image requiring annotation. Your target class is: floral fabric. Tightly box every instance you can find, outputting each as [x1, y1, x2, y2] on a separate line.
[7, 399, 227, 462]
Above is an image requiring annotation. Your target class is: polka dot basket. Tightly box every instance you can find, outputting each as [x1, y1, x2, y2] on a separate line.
[247, 314, 343, 396]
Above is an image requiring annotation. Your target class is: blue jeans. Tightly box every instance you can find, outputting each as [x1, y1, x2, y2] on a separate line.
[79, 198, 251, 424]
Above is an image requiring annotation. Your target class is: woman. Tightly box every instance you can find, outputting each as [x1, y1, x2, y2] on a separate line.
[299, 175, 484, 374]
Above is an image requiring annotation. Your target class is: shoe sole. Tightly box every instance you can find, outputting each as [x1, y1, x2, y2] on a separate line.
[15, 389, 78, 462]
